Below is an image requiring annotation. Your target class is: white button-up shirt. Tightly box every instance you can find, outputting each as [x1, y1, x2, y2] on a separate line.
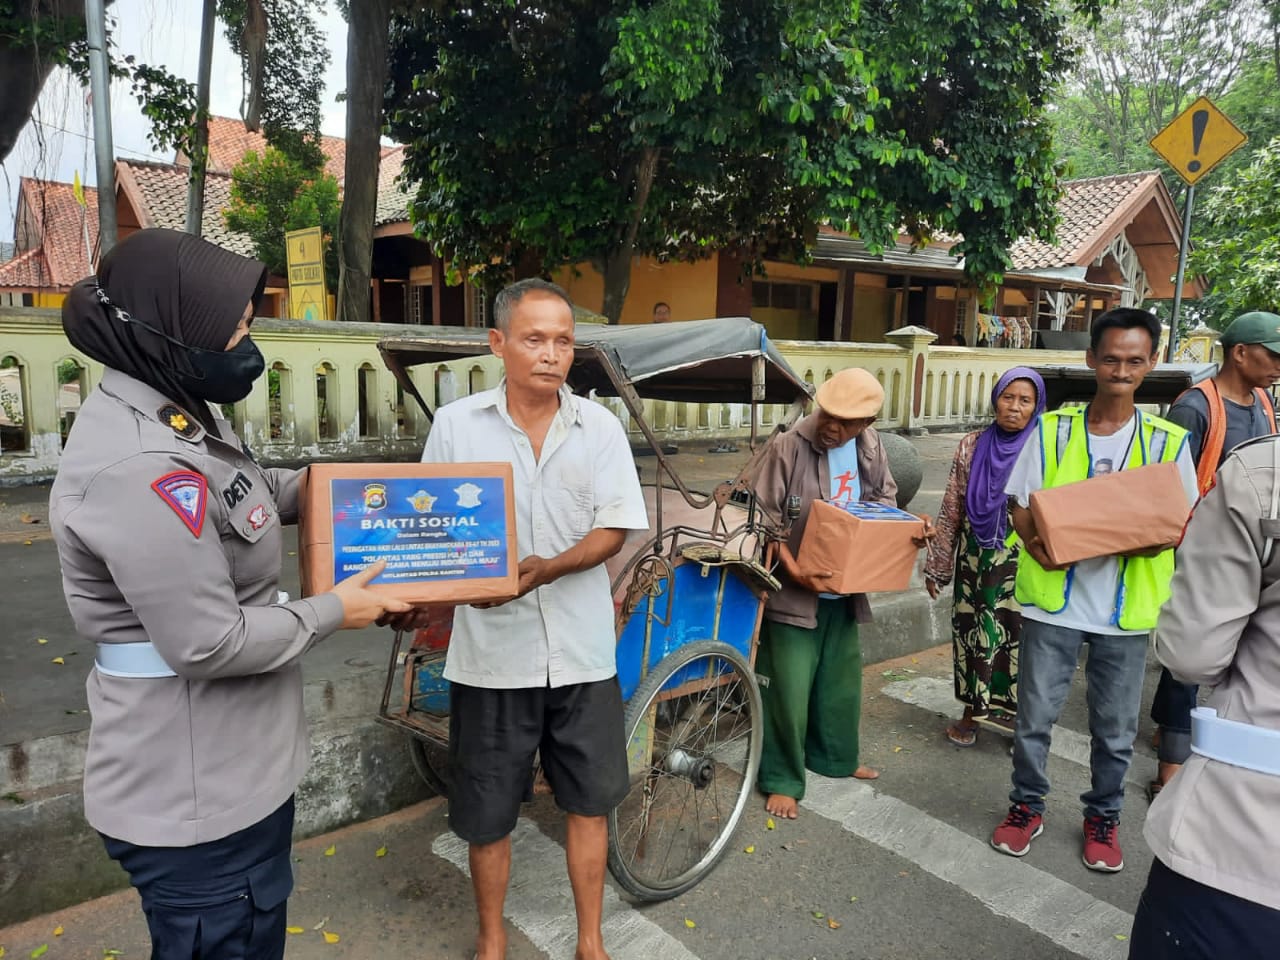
[421, 381, 648, 688]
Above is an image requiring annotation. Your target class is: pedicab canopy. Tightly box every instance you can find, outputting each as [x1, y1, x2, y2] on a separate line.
[1031, 362, 1216, 410]
[378, 316, 814, 413]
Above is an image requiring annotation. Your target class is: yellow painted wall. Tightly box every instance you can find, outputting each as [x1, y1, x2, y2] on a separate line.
[34, 292, 65, 309]
[554, 256, 718, 324]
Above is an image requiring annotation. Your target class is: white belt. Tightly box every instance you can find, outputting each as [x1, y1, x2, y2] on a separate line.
[1190, 707, 1280, 777]
[95, 641, 178, 679]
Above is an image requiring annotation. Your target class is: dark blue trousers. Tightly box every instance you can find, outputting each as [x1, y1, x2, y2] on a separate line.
[1150, 667, 1196, 763]
[102, 797, 295, 960]
[1129, 856, 1280, 959]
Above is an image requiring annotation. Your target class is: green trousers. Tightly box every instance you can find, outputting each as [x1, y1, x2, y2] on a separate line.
[756, 599, 863, 801]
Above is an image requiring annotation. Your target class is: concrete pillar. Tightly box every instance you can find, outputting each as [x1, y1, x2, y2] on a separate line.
[884, 324, 938, 434]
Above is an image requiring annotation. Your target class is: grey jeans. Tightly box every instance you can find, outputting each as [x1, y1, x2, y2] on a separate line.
[1010, 619, 1147, 820]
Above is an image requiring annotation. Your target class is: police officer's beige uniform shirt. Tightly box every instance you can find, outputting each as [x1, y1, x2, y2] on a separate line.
[1147, 438, 1280, 910]
[50, 369, 343, 847]
[421, 382, 648, 689]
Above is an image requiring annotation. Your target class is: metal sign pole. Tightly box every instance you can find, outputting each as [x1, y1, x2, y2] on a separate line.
[85, 0, 117, 257]
[1166, 184, 1196, 362]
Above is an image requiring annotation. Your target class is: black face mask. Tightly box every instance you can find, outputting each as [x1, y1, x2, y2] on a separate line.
[174, 336, 266, 403]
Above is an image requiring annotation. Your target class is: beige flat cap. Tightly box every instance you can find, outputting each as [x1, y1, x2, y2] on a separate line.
[814, 367, 884, 419]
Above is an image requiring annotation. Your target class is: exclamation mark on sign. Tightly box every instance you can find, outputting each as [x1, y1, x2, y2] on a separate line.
[1187, 109, 1209, 172]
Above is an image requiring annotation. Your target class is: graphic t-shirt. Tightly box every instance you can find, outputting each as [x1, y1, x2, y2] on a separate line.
[1005, 413, 1198, 635]
[827, 438, 862, 510]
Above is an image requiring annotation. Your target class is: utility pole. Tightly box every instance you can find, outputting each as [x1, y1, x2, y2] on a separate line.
[85, 0, 118, 256]
[185, 0, 217, 236]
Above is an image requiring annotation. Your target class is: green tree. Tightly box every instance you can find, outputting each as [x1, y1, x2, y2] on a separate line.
[387, 0, 1098, 323]
[224, 147, 341, 291]
[1188, 137, 1280, 320]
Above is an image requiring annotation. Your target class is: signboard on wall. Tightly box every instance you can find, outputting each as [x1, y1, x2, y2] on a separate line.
[285, 226, 330, 321]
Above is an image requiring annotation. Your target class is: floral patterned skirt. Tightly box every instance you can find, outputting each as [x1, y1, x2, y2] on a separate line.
[951, 524, 1021, 718]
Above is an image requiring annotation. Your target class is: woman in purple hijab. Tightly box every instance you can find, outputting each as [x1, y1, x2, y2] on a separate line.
[925, 366, 1046, 746]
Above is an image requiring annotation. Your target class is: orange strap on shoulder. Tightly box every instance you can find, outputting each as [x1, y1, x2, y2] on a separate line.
[1191, 380, 1226, 496]
[1188, 382, 1279, 495]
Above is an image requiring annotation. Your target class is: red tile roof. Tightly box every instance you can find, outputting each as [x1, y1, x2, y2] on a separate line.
[375, 147, 412, 226]
[116, 159, 255, 258]
[1010, 171, 1163, 270]
[186, 115, 351, 182]
[0, 178, 99, 289]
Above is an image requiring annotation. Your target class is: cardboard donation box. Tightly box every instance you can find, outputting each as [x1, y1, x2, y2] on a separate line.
[1029, 461, 1191, 567]
[797, 499, 925, 594]
[299, 463, 518, 605]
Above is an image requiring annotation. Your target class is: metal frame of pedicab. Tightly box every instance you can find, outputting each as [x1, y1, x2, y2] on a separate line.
[373, 318, 814, 901]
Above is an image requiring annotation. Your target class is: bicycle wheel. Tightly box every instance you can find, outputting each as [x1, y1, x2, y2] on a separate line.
[607, 639, 762, 901]
[407, 735, 451, 799]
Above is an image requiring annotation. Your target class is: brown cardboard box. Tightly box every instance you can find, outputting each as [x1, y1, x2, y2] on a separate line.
[796, 499, 925, 594]
[299, 462, 518, 605]
[1029, 460, 1191, 566]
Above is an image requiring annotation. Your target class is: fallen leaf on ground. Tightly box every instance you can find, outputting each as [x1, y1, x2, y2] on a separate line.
[893, 746, 903, 753]
[827, 918, 841, 929]
[312, 916, 329, 931]
[683, 919, 696, 929]
[52, 928, 62, 937]
[743, 845, 755, 854]
[323, 844, 336, 856]
[766, 817, 776, 830]
[36, 638, 47, 645]
[1115, 935, 1128, 942]
[287, 551, 296, 557]
[286, 927, 304, 935]
[104, 952, 125, 957]
[31, 946, 48, 959]
[812, 910, 825, 919]
[0, 946, 5, 957]
[51, 657, 65, 665]
[375, 845, 388, 858]
[22, 540, 32, 546]
[898, 871, 910, 877]
[20, 513, 40, 524]
[322, 932, 340, 944]
[849, 895, 858, 902]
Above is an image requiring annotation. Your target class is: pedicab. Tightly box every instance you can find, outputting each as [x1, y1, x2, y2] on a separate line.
[373, 317, 813, 901]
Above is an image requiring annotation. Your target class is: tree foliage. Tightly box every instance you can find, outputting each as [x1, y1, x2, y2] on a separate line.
[1188, 137, 1280, 319]
[217, 0, 331, 171]
[1053, 0, 1268, 179]
[387, 0, 1096, 322]
[224, 147, 340, 288]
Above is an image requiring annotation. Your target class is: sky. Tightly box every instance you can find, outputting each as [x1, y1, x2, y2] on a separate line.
[0, 0, 349, 245]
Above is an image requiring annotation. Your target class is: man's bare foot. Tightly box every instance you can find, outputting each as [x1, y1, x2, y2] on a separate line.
[852, 765, 880, 780]
[573, 943, 611, 960]
[475, 930, 507, 960]
[764, 793, 799, 818]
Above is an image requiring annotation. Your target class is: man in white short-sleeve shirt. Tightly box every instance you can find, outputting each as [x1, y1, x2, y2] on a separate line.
[420, 279, 648, 960]
[990, 307, 1196, 877]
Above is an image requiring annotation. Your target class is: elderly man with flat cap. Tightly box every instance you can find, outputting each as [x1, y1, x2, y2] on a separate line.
[751, 367, 933, 819]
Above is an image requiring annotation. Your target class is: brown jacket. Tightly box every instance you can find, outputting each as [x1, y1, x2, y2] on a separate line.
[751, 415, 898, 628]
[1145, 437, 1280, 910]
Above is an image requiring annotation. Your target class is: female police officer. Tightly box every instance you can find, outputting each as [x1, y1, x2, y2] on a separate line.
[50, 228, 409, 959]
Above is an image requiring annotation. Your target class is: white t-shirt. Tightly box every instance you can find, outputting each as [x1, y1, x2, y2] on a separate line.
[1005, 412, 1198, 636]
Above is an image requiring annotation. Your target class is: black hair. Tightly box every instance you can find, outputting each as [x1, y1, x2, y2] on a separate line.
[653, 301, 671, 312]
[492, 278, 574, 331]
[1089, 307, 1161, 354]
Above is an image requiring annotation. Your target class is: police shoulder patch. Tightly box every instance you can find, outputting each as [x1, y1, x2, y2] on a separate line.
[157, 404, 200, 439]
[151, 471, 208, 537]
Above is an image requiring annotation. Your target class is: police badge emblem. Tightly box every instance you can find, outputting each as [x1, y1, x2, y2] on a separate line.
[407, 489, 438, 513]
[363, 483, 388, 511]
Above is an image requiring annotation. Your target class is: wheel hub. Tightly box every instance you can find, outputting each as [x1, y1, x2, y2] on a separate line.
[664, 748, 714, 789]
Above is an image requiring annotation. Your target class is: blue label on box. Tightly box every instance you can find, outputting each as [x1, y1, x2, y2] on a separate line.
[331, 476, 510, 585]
[838, 500, 919, 522]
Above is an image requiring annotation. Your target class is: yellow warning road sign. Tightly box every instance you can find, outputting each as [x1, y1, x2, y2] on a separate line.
[1149, 96, 1248, 186]
[285, 226, 330, 321]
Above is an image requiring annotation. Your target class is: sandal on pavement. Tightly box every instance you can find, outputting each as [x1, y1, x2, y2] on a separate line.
[945, 724, 978, 747]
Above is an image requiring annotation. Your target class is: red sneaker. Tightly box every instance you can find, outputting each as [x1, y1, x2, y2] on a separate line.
[991, 803, 1043, 857]
[1082, 816, 1124, 872]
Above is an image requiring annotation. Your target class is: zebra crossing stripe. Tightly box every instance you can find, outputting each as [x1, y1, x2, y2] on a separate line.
[433, 819, 702, 960]
[802, 775, 1134, 960]
[880, 675, 1158, 788]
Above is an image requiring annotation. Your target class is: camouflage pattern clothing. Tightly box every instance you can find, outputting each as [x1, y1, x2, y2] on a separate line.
[925, 431, 1021, 718]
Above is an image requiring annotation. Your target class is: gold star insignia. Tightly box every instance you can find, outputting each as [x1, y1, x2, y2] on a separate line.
[169, 412, 189, 432]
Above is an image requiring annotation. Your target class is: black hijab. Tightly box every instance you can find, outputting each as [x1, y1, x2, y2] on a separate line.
[62, 228, 268, 433]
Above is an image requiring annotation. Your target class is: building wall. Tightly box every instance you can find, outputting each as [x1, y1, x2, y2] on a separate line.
[553, 256, 719, 325]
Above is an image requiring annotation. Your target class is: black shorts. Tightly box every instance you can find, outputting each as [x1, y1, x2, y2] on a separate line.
[448, 676, 629, 845]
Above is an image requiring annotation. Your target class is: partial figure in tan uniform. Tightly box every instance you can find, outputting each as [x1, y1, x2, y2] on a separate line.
[1130, 434, 1280, 958]
[50, 229, 407, 960]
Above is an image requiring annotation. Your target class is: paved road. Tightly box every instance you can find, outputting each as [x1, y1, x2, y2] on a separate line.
[0, 643, 1162, 960]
